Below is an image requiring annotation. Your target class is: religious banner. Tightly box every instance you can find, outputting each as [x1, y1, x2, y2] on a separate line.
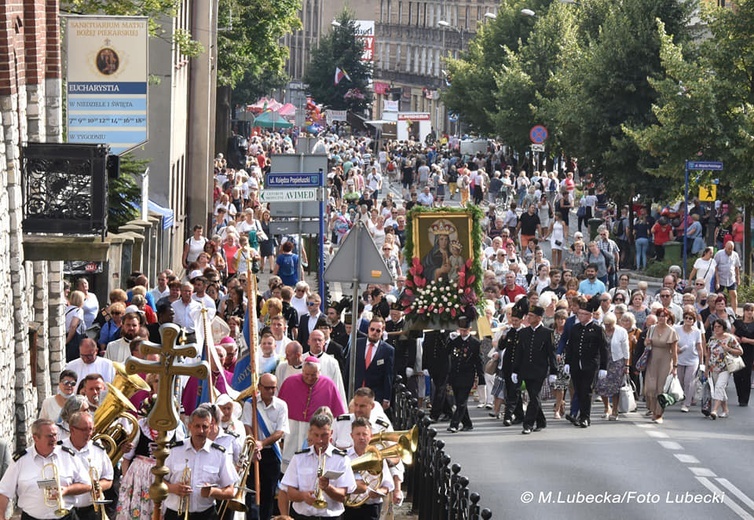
[400, 207, 485, 330]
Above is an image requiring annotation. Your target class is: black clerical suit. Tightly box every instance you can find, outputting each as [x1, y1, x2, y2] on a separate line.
[513, 324, 558, 431]
[499, 326, 525, 424]
[447, 332, 485, 430]
[385, 318, 418, 396]
[423, 330, 454, 420]
[564, 320, 608, 426]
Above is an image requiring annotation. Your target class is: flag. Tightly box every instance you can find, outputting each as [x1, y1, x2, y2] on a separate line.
[232, 305, 253, 393]
[334, 67, 351, 85]
[196, 307, 238, 407]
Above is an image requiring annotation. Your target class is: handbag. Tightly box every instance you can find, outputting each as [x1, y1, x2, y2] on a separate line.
[635, 348, 651, 371]
[618, 377, 637, 413]
[725, 352, 745, 373]
[700, 375, 713, 416]
[484, 358, 498, 375]
[663, 374, 685, 402]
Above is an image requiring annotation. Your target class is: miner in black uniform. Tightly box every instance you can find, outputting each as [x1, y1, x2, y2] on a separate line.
[446, 317, 485, 433]
[512, 305, 558, 434]
[385, 303, 418, 398]
[423, 329, 454, 422]
[564, 296, 609, 428]
[500, 301, 527, 427]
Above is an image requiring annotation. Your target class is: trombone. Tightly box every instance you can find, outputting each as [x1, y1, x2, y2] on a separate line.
[217, 436, 256, 517]
[312, 448, 328, 509]
[41, 462, 70, 517]
[88, 459, 112, 520]
[345, 446, 385, 508]
[177, 459, 191, 520]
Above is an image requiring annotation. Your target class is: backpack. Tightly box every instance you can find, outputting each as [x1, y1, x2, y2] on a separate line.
[613, 218, 625, 237]
[278, 254, 297, 277]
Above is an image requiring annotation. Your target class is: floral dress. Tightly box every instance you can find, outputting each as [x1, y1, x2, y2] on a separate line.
[552, 328, 570, 390]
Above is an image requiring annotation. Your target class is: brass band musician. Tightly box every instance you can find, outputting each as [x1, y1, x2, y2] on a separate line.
[344, 418, 393, 520]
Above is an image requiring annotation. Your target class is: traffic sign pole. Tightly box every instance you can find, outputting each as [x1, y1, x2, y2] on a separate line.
[684, 160, 724, 277]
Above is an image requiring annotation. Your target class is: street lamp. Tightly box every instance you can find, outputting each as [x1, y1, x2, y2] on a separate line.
[521, 8, 536, 17]
[484, 12, 497, 20]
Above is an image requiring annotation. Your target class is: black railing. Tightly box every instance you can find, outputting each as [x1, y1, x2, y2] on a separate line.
[21, 143, 109, 235]
[393, 379, 492, 520]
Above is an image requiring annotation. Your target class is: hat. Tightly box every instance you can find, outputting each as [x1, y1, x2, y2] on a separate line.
[304, 356, 320, 364]
[528, 305, 545, 317]
[125, 305, 142, 315]
[581, 296, 601, 313]
[220, 336, 236, 345]
[188, 269, 203, 280]
[344, 313, 353, 325]
[511, 297, 529, 319]
[457, 316, 471, 329]
[390, 301, 403, 311]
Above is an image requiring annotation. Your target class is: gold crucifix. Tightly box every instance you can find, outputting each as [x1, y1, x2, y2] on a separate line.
[125, 323, 208, 520]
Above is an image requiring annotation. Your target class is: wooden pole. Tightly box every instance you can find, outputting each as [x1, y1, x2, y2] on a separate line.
[246, 253, 262, 506]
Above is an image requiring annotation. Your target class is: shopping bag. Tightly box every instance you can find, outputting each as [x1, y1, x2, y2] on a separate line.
[618, 377, 637, 413]
[664, 374, 685, 402]
[700, 375, 713, 416]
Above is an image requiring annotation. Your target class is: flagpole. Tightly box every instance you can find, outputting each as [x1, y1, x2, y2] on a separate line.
[246, 250, 261, 506]
[202, 307, 218, 403]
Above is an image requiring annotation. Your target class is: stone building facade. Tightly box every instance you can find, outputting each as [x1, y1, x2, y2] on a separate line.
[0, 0, 66, 449]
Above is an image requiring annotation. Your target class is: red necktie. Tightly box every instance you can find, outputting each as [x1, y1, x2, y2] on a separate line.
[365, 342, 375, 369]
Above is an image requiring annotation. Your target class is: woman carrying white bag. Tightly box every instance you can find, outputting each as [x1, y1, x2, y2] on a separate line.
[674, 310, 705, 412]
[706, 318, 744, 419]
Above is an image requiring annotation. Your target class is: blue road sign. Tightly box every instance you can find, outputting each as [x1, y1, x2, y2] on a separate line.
[686, 161, 724, 171]
[266, 172, 323, 188]
[529, 125, 548, 144]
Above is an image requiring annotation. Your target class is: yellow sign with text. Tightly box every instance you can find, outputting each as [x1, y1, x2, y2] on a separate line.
[699, 185, 717, 202]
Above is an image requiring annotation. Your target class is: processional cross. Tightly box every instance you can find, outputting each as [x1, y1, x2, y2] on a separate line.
[125, 323, 208, 520]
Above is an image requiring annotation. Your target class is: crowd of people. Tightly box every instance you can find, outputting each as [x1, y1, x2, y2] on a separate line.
[0, 128, 752, 520]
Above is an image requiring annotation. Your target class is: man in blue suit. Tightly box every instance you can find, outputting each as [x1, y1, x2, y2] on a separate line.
[353, 316, 395, 410]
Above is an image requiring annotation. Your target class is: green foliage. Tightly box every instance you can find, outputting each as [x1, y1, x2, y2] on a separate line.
[644, 258, 674, 278]
[217, 0, 302, 91]
[107, 154, 144, 233]
[303, 9, 373, 113]
[62, 0, 203, 57]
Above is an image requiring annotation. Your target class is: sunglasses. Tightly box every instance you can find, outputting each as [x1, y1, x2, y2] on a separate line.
[307, 302, 319, 306]
[61, 381, 77, 387]
[111, 311, 123, 316]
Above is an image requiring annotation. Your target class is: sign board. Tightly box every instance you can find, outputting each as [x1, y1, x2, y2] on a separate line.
[699, 185, 717, 202]
[529, 125, 548, 144]
[260, 188, 320, 203]
[355, 20, 375, 62]
[531, 144, 545, 152]
[687, 161, 724, 171]
[270, 220, 321, 235]
[64, 16, 149, 155]
[324, 222, 393, 284]
[266, 172, 322, 188]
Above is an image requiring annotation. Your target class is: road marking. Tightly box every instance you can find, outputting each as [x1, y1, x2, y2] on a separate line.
[634, 423, 653, 428]
[716, 478, 754, 511]
[674, 454, 699, 464]
[690, 467, 717, 477]
[697, 477, 754, 520]
[646, 430, 669, 438]
[657, 440, 683, 450]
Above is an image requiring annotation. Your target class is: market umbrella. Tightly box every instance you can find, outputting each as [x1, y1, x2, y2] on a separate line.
[254, 111, 293, 129]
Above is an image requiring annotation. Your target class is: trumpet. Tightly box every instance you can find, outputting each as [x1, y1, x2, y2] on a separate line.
[218, 436, 256, 516]
[88, 459, 112, 520]
[41, 462, 70, 517]
[312, 448, 328, 509]
[177, 459, 191, 520]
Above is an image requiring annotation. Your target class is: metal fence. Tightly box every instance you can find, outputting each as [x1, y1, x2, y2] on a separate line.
[393, 379, 493, 520]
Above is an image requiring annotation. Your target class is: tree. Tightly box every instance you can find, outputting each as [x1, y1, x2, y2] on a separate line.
[108, 155, 145, 233]
[215, 0, 302, 151]
[303, 10, 373, 113]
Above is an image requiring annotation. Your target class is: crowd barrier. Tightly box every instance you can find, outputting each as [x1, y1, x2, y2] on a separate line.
[392, 378, 493, 519]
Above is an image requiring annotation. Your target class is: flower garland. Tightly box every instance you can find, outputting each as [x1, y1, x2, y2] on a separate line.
[400, 257, 479, 322]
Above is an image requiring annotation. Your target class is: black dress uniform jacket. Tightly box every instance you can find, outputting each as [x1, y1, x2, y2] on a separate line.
[513, 325, 558, 380]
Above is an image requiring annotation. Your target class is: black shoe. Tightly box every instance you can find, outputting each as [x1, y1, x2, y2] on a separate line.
[461, 425, 474, 432]
[503, 418, 512, 427]
[534, 425, 546, 432]
[512, 418, 523, 425]
[565, 414, 578, 425]
[439, 414, 452, 421]
[740, 403, 749, 407]
[578, 419, 590, 428]
[447, 426, 458, 433]
[522, 427, 532, 435]
[428, 417, 439, 424]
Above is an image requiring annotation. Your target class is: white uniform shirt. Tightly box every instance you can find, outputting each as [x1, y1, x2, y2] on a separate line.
[212, 430, 244, 466]
[331, 412, 392, 450]
[279, 444, 357, 517]
[164, 439, 238, 513]
[61, 439, 114, 507]
[0, 444, 90, 519]
[65, 357, 116, 385]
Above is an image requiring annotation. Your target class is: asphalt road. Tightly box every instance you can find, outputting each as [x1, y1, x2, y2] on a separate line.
[434, 391, 754, 520]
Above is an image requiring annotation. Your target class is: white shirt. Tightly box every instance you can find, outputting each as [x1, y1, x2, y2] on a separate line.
[149, 286, 170, 303]
[164, 438, 238, 513]
[65, 357, 116, 385]
[242, 396, 289, 452]
[172, 299, 203, 333]
[212, 430, 244, 465]
[345, 446, 394, 504]
[104, 337, 132, 364]
[274, 361, 302, 387]
[279, 444, 357, 517]
[61, 438, 114, 507]
[331, 411, 392, 450]
[82, 293, 100, 329]
[0, 444, 90, 519]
